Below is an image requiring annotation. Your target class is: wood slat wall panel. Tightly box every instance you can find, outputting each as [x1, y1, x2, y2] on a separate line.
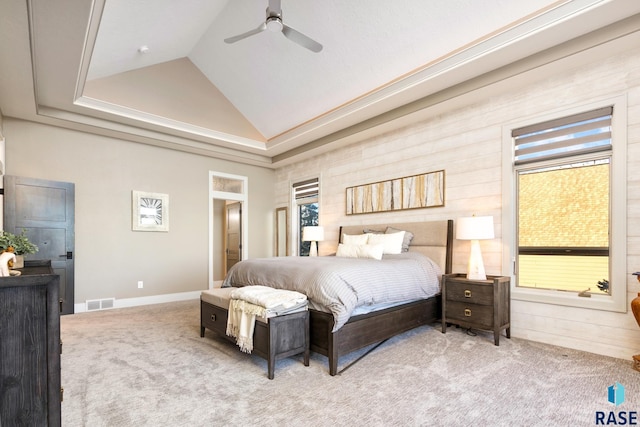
[275, 34, 640, 360]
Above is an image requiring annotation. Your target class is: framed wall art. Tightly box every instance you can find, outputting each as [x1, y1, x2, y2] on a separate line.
[132, 190, 169, 232]
[346, 170, 444, 215]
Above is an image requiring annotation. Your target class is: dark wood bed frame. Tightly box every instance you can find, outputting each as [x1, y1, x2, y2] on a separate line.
[311, 219, 453, 376]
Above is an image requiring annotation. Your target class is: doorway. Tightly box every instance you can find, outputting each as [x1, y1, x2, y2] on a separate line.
[209, 172, 247, 288]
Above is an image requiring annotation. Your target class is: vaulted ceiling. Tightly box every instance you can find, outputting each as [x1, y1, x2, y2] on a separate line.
[1, 0, 639, 168]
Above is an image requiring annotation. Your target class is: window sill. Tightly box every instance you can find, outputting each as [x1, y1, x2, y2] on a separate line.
[512, 284, 626, 312]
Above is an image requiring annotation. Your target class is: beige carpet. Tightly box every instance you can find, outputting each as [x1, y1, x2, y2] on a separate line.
[60, 299, 639, 426]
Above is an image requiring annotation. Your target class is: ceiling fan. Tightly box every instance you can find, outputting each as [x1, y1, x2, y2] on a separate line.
[224, 0, 323, 53]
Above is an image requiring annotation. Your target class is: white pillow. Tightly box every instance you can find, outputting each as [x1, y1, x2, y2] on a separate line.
[342, 233, 369, 245]
[367, 231, 405, 254]
[336, 243, 384, 260]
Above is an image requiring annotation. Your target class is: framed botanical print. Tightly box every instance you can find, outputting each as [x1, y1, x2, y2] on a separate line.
[132, 191, 169, 232]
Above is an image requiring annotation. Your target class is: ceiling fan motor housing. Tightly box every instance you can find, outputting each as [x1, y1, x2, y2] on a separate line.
[266, 16, 283, 32]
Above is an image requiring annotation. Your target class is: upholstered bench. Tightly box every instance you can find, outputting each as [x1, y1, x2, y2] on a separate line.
[200, 287, 310, 379]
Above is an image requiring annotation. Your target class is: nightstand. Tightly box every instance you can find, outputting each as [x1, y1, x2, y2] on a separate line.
[441, 273, 510, 345]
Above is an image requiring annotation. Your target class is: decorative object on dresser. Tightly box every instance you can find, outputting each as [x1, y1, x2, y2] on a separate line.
[0, 260, 61, 426]
[456, 215, 495, 280]
[0, 228, 39, 269]
[0, 251, 16, 276]
[441, 273, 510, 345]
[630, 272, 640, 372]
[302, 225, 324, 257]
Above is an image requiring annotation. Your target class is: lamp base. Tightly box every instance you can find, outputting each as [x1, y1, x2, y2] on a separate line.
[467, 240, 487, 281]
[309, 241, 318, 257]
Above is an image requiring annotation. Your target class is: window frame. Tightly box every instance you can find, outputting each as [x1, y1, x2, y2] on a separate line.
[502, 96, 627, 312]
[297, 199, 319, 256]
[290, 176, 320, 256]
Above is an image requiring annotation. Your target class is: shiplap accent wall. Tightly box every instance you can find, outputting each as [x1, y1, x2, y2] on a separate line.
[275, 34, 640, 360]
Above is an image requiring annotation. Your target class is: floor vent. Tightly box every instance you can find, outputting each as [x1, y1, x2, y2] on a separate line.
[86, 298, 115, 311]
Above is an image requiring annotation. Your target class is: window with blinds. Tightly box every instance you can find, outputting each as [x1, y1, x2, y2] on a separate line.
[293, 178, 319, 256]
[514, 107, 613, 296]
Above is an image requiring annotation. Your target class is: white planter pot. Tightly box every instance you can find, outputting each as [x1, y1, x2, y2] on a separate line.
[13, 255, 24, 269]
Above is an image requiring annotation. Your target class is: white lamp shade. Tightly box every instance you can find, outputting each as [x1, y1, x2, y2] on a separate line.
[456, 216, 495, 240]
[302, 226, 324, 242]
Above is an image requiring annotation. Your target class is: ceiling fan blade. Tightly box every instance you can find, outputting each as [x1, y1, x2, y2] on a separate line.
[282, 25, 323, 53]
[224, 23, 267, 44]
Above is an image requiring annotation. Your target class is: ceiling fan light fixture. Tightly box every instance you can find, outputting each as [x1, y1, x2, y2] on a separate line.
[266, 16, 283, 32]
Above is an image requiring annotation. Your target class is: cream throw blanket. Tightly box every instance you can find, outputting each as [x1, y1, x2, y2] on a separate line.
[226, 286, 307, 353]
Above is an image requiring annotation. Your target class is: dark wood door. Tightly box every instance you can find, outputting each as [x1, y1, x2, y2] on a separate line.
[225, 202, 241, 273]
[3, 176, 75, 314]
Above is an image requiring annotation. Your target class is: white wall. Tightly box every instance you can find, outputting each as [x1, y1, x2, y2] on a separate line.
[275, 33, 640, 360]
[2, 119, 275, 306]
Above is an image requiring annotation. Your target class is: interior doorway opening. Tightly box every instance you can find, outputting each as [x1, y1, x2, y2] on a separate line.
[209, 172, 248, 289]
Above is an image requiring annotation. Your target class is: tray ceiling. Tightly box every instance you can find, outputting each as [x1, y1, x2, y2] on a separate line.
[1, 0, 640, 167]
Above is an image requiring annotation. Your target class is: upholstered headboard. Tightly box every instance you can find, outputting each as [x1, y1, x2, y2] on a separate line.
[338, 220, 453, 274]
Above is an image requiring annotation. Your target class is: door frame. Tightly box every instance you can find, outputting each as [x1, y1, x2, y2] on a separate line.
[209, 171, 248, 289]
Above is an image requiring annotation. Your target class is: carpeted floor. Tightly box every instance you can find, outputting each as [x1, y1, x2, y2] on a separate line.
[60, 299, 639, 426]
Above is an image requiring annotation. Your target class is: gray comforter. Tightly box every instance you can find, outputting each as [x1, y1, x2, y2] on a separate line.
[222, 252, 442, 331]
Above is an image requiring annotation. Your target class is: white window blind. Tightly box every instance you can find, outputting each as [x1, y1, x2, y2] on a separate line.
[513, 106, 612, 165]
[293, 178, 319, 200]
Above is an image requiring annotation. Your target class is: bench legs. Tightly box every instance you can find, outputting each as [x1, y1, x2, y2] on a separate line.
[201, 300, 309, 379]
[265, 311, 310, 380]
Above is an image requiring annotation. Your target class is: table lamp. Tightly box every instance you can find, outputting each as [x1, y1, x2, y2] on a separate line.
[456, 216, 494, 280]
[302, 226, 324, 256]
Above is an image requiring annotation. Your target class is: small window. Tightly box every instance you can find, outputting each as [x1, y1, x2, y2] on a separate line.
[212, 176, 244, 194]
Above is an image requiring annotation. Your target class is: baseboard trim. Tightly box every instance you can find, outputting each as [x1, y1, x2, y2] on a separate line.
[74, 290, 201, 313]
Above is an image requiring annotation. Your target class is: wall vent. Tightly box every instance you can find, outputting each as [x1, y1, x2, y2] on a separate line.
[85, 298, 115, 311]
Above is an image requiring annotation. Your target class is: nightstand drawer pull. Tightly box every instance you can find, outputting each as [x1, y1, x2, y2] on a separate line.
[464, 308, 472, 317]
[464, 290, 472, 298]
[211, 314, 217, 322]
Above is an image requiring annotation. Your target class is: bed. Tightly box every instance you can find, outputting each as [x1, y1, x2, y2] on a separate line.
[222, 220, 453, 375]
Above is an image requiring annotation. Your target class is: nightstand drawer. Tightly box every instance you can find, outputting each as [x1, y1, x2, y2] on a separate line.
[446, 301, 493, 328]
[445, 282, 493, 305]
[441, 273, 510, 345]
[201, 302, 228, 335]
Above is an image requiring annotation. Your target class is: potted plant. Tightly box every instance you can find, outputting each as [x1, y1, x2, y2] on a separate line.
[0, 229, 39, 268]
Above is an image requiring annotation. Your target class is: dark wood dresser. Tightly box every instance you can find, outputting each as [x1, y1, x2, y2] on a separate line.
[0, 260, 61, 426]
[441, 273, 510, 345]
